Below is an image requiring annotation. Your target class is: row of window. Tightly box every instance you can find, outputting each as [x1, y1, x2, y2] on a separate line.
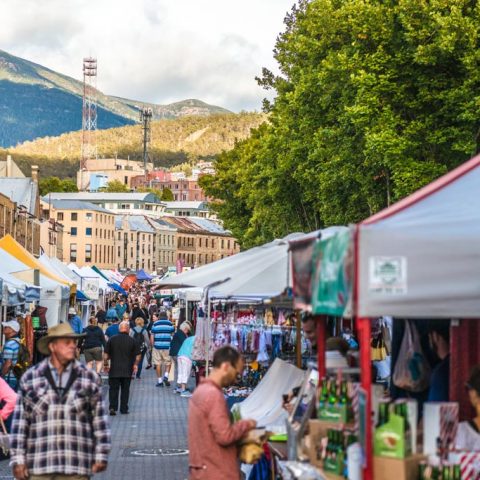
[178, 236, 234, 250]
[70, 243, 114, 264]
[57, 212, 113, 223]
[70, 227, 113, 239]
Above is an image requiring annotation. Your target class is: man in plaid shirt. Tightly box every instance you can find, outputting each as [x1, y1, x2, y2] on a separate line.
[10, 323, 111, 480]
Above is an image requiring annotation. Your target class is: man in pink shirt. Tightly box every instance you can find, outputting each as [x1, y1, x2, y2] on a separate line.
[188, 346, 256, 480]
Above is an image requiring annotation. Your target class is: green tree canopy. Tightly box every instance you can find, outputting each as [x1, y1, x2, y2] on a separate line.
[100, 180, 130, 193]
[202, 0, 480, 248]
[39, 176, 78, 196]
[161, 187, 174, 201]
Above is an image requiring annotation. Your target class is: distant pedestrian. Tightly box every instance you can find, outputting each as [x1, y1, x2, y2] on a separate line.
[82, 316, 106, 374]
[105, 301, 120, 324]
[115, 298, 128, 319]
[170, 322, 192, 391]
[188, 346, 256, 480]
[177, 334, 195, 398]
[67, 307, 83, 335]
[95, 306, 107, 330]
[104, 321, 140, 415]
[10, 323, 110, 480]
[151, 308, 174, 387]
[1, 319, 22, 391]
[129, 317, 150, 379]
[148, 298, 158, 318]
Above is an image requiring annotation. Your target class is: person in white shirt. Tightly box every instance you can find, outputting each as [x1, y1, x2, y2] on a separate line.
[456, 366, 480, 451]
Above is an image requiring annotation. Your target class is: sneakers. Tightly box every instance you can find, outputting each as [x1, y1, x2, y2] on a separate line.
[180, 391, 192, 398]
[156, 382, 164, 387]
[109, 409, 116, 416]
[174, 387, 182, 394]
[163, 378, 171, 387]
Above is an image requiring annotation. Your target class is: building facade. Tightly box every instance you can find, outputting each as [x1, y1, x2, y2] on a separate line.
[41, 199, 116, 269]
[115, 215, 157, 272]
[39, 218, 64, 260]
[147, 218, 177, 272]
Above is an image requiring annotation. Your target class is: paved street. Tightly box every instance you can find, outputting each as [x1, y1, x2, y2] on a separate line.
[0, 368, 191, 480]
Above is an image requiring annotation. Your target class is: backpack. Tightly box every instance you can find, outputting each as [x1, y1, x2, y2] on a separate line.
[133, 328, 147, 354]
[11, 339, 31, 380]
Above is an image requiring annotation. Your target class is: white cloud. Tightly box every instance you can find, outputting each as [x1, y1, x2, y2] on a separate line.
[0, 0, 295, 111]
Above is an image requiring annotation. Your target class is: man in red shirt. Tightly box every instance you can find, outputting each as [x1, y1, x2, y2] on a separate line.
[188, 346, 256, 480]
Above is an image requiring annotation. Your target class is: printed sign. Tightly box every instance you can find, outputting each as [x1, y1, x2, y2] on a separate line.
[81, 277, 99, 300]
[369, 256, 407, 295]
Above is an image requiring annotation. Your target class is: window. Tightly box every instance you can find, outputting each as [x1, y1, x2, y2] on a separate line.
[142, 234, 145, 241]
[118, 246, 121, 257]
[85, 244, 92, 262]
[70, 227, 77, 237]
[86, 213, 92, 222]
[227, 240, 231, 249]
[199, 238, 202, 248]
[211, 238, 215, 248]
[96, 214, 98, 221]
[70, 243, 77, 262]
[118, 232, 121, 240]
[57, 212, 64, 221]
[71, 212, 78, 221]
[131, 233, 134, 242]
[130, 247, 133, 257]
[86, 227, 92, 236]
[221, 239, 224, 249]
[199, 254, 203, 264]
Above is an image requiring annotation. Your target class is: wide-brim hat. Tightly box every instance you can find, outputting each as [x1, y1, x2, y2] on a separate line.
[37, 323, 85, 356]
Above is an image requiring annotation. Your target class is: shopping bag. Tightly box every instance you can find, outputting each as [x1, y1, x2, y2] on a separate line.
[0, 417, 10, 459]
[392, 320, 431, 392]
[371, 333, 387, 361]
[381, 324, 392, 355]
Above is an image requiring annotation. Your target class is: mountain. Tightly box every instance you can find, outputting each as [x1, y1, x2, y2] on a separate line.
[3, 112, 266, 178]
[0, 49, 231, 148]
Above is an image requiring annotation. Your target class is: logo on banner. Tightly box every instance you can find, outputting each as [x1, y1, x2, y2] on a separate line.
[82, 277, 99, 300]
[369, 256, 407, 295]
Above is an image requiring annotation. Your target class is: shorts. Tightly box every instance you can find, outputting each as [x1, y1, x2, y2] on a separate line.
[177, 356, 193, 384]
[84, 346, 103, 362]
[152, 348, 171, 366]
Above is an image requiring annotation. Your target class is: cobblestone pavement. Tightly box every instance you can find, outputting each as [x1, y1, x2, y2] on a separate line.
[0, 367, 191, 480]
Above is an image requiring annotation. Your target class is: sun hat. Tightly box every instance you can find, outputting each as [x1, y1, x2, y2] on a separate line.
[68, 307, 77, 315]
[37, 323, 85, 355]
[2, 320, 20, 333]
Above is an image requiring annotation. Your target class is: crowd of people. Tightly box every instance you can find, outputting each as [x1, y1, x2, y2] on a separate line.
[0, 285, 263, 480]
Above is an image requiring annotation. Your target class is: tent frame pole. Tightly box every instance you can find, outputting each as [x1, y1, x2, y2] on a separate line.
[206, 296, 212, 376]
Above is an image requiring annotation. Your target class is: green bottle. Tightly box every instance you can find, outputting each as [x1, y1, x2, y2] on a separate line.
[452, 465, 461, 480]
[328, 379, 338, 406]
[339, 380, 349, 405]
[319, 378, 329, 409]
[442, 465, 451, 480]
[377, 401, 390, 428]
[418, 462, 426, 480]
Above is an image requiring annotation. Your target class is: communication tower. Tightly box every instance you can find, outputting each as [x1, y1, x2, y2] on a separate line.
[80, 57, 98, 190]
[140, 107, 153, 181]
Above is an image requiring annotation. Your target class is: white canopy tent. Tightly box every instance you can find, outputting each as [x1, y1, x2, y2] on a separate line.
[357, 154, 480, 318]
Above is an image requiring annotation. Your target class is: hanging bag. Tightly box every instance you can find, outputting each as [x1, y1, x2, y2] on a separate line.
[371, 332, 387, 361]
[0, 417, 10, 459]
[393, 320, 431, 392]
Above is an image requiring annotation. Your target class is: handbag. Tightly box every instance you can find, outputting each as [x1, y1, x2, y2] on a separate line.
[371, 332, 387, 361]
[0, 417, 10, 458]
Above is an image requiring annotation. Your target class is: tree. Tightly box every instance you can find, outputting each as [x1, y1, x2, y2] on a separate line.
[161, 187, 174, 201]
[203, 0, 480, 247]
[39, 176, 79, 196]
[100, 180, 130, 193]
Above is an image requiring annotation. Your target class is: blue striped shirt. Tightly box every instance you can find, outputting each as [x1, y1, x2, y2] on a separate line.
[2, 337, 20, 389]
[151, 319, 174, 350]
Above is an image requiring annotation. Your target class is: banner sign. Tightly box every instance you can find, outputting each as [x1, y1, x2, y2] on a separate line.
[81, 277, 99, 300]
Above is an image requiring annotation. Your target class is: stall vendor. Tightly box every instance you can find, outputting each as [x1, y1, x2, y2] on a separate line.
[456, 366, 480, 451]
[427, 321, 450, 402]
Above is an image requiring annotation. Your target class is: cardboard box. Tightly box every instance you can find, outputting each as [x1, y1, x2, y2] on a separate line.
[374, 413, 409, 458]
[449, 451, 480, 480]
[374, 454, 426, 480]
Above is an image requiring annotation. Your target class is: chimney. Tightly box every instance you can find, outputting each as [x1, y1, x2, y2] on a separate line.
[6, 155, 12, 177]
[31, 165, 39, 183]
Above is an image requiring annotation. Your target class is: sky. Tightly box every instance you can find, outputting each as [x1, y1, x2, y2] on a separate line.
[0, 0, 296, 112]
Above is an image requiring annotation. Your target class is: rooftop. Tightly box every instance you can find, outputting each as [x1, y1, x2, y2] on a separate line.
[164, 201, 208, 210]
[47, 199, 112, 214]
[115, 215, 156, 233]
[162, 216, 230, 235]
[0, 178, 38, 215]
[44, 192, 163, 203]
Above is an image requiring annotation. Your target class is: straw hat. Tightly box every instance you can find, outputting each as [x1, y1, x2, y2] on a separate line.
[37, 323, 85, 355]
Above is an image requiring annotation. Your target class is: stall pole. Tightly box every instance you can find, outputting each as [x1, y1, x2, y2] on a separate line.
[205, 296, 212, 376]
[295, 311, 302, 368]
[315, 315, 327, 378]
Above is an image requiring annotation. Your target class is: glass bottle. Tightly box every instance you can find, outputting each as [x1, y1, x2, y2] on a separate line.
[328, 378, 338, 407]
[339, 380, 349, 405]
[452, 465, 461, 480]
[376, 400, 390, 428]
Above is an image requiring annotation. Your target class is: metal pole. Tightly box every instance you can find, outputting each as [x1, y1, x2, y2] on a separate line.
[295, 311, 302, 368]
[205, 296, 212, 376]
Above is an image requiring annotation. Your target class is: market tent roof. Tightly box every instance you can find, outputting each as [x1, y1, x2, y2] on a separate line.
[357, 153, 480, 318]
[0, 249, 41, 303]
[91, 266, 110, 282]
[136, 269, 153, 281]
[49, 257, 82, 284]
[0, 235, 74, 290]
[157, 234, 304, 299]
[75, 265, 110, 291]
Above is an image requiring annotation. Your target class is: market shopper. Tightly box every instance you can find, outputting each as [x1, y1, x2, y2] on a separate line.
[105, 301, 120, 324]
[170, 322, 192, 391]
[129, 317, 150, 379]
[82, 316, 107, 374]
[67, 307, 83, 335]
[151, 309, 175, 387]
[115, 298, 128, 319]
[9, 323, 110, 480]
[428, 321, 450, 402]
[104, 321, 140, 415]
[188, 346, 256, 480]
[1, 319, 22, 391]
[177, 334, 195, 397]
[95, 306, 107, 329]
